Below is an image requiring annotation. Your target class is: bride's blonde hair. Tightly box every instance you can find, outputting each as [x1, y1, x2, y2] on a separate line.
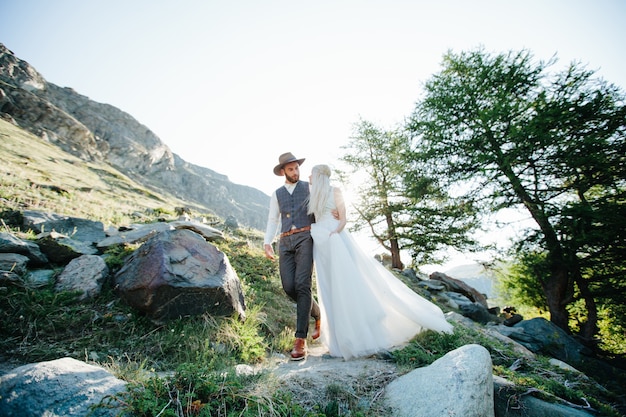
[308, 164, 332, 219]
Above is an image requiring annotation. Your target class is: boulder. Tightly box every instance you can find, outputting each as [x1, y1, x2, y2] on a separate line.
[114, 229, 246, 321]
[0, 357, 126, 417]
[511, 318, 592, 365]
[24, 268, 57, 287]
[96, 222, 174, 249]
[22, 210, 106, 243]
[0, 232, 48, 265]
[169, 219, 224, 241]
[460, 302, 496, 324]
[0, 270, 22, 286]
[430, 271, 489, 308]
[36, 231, 98, 264]
[0, 253, 29, 275]
[55, 254, 109, 300]
[385, 344, 494, 417]
[493, 375, 595, 416]
[417, 279, 446, 291]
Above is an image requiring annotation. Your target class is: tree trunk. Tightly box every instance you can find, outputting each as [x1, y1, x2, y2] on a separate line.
[492, 147, 573, 333]
[390, 237, 403, 270]
[543, 264, 571, 332]
[384, 211, 403, 270]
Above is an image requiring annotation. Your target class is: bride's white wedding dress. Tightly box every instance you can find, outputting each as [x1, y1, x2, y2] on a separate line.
[311, 191, 453, 360]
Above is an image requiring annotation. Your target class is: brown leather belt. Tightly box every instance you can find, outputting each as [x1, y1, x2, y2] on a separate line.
[280, 226, 311, 238]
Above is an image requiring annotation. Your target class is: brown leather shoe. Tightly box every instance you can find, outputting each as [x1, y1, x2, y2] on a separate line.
[290, 338, 306, 361]
[311, 319, 321, 340]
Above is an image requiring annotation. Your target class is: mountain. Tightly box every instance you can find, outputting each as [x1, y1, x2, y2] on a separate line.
[0, 43, 269, 230]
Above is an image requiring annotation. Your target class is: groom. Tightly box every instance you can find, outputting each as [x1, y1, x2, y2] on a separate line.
[264, 152, 321, 360]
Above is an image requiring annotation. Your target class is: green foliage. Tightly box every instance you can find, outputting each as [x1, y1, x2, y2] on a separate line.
[496, 252, 626, 356]
[339, 118, 480, 267]
[596, 305, 626, 355]
[319, 383, 365, 417]
[392, 329, 461, 368]
[338, 119, 410, 268]
[110, 361, 342, 417]
[493, 361, 623, 417]
[216, 306, 268, 363]
[151, 207, 173, 217]
[215, 237, 298, 349]
[494, 254, 549, 312]
[102, 243, 138, 271]
[557, 198, 626, 336]
[408, 46, 626, 340]
[0, 284, 97, 362]
[392, 325, 515, 370]
[116, 364, 256, 417]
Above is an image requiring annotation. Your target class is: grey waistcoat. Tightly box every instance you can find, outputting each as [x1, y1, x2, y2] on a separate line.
[276, 181, 314, 233]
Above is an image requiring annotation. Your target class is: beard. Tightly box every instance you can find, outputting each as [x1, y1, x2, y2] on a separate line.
[285, 173, 299, 184]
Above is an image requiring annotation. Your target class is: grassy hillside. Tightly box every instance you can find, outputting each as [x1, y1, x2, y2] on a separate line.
[0, 118, 215, 225]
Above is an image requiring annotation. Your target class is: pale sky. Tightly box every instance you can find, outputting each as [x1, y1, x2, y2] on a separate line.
[2, 0, 625, 267]
[2, 0, 625, 196]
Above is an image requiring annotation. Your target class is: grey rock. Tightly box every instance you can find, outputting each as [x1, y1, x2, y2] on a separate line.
[431, 271, 489, 308]
[0, 357, 126, 417]
[114, 229, 246, 321]
[24, 268, 57, 287]
[0, 253, 29, 275]
[169, 219, 224, 241]
[493, 375, 595, 417]
[0, 232, 48, 265]
[400, 268, 417, 281]
[484, 325, 536, 359]
[417, 279, 446, 291]
[96, 222, 174, 249]
[385, 344, 494, 417]
[36, 231, 98, 264]
[22, 210, 106, 243]
[512, 318, 592, 364]
[460, 302, 496, 324]
[440, 290, 476, 310]
[55, 255, 109, 300]
[0, 270, 23, 286]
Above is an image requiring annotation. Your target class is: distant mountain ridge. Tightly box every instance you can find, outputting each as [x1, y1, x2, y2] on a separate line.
[0, 42, 269, 230]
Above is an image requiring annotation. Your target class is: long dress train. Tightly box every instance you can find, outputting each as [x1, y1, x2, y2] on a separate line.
[311, 191, 453, 360]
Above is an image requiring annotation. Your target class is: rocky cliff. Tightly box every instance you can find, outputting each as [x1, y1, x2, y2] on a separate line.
[0, 43, 269, 230]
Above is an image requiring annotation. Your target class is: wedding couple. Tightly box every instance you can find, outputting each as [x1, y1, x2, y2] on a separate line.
[264, 152, 453, 361]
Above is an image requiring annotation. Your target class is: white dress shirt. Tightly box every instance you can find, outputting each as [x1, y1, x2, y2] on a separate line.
[264, 182, 298, 245]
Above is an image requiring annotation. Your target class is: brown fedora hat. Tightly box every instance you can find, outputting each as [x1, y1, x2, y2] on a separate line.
[273, 152, 305, 176]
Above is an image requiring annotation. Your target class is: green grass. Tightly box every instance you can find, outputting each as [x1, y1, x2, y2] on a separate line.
[1, 118, 624, 416]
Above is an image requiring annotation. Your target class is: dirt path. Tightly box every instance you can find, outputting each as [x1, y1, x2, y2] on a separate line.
[265, 341, 399, 412]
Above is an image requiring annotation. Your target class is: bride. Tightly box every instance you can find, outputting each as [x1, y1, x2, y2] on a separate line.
[307, 164, 453, 360]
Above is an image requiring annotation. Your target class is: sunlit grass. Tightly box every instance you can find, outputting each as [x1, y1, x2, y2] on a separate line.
[1, 118, 624, 416]
[0, 118, 203, 227]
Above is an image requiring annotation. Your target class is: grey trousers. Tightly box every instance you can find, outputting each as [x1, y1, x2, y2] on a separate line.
[279, 231, 321, 339]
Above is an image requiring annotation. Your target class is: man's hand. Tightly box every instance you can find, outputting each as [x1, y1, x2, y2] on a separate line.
[264, 243, 276, 260]
[331, 209, 340, 220]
